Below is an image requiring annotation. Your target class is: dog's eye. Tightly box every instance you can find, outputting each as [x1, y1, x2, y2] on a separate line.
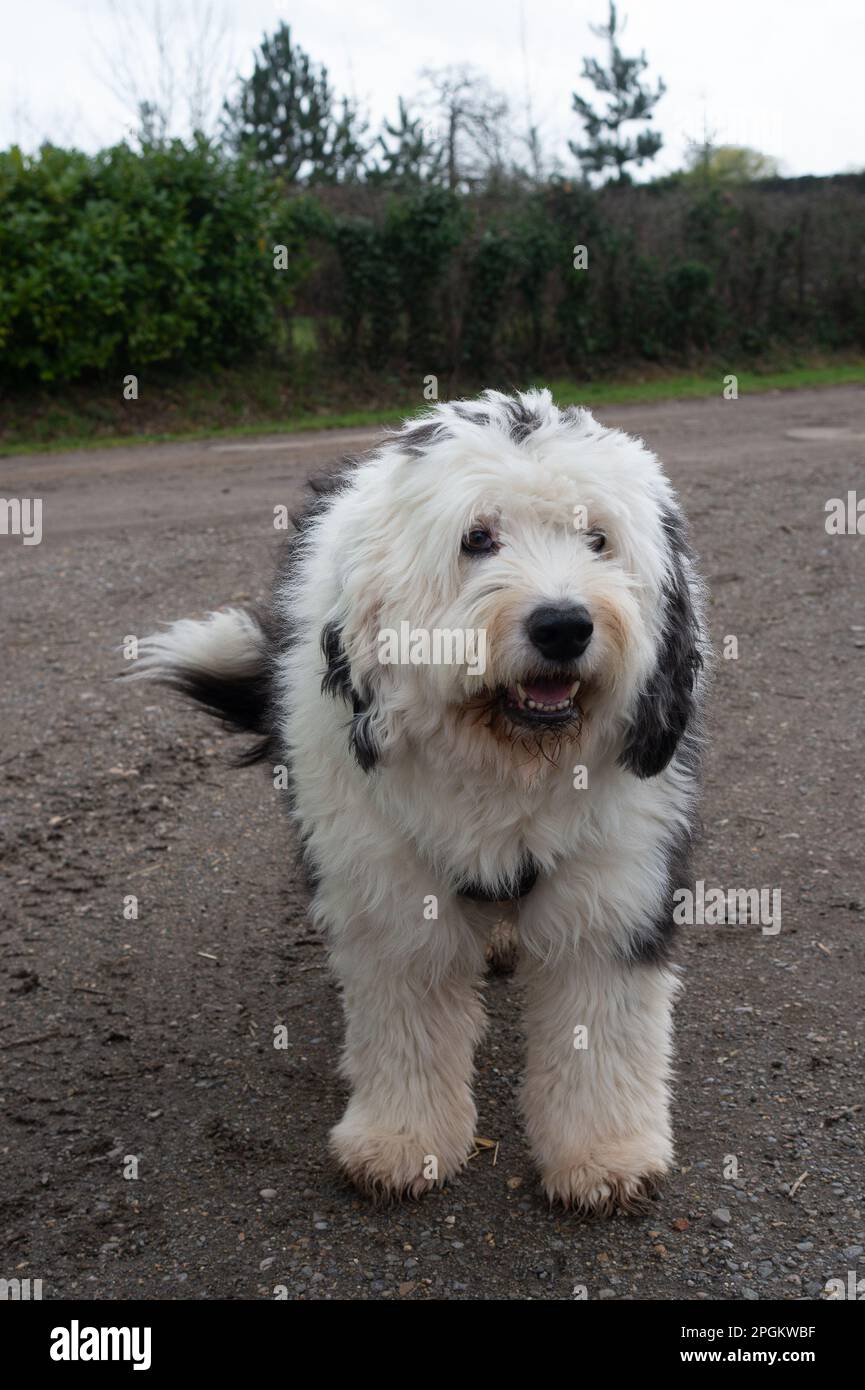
[586, 529, 606, 554]
[462, 528, 496, 555]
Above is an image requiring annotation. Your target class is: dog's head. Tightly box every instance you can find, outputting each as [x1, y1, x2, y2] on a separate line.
[314, 390, 704, 780]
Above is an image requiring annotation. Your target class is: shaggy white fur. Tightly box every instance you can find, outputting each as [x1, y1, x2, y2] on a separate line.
[132, 388, 707, 1213]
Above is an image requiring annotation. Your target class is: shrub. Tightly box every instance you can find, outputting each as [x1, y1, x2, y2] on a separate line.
[3, 147, 864, 389]
[0, 139, 309, 384]
[327, 187, 466, 368]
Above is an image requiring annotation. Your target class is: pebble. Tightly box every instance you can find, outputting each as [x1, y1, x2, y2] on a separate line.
[711, 1207, 732, 1228]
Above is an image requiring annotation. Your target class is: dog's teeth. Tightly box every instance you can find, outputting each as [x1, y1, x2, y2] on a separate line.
[513, 686, 577, 715]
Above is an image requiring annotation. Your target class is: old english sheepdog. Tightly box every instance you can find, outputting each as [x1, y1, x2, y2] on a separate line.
[131, 389, 707, 1214]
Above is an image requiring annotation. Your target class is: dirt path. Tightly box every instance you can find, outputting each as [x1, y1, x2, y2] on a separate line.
[1, 388, 863, 1301]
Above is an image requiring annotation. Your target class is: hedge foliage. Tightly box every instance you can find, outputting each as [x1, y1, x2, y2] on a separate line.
[316, 178, 865, 377]
[0, 140, 308, 383]
[2, 140, 864, 387]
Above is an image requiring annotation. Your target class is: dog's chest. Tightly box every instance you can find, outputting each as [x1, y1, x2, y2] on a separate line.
[382, 750, 588, 890]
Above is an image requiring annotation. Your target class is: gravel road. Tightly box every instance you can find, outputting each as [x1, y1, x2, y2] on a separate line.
[1, 387, 863, 1301]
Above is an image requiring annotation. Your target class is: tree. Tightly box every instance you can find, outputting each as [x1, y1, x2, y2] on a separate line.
[682, 140, 781, 184]
[569, 2, 665, 185]
[419, 66, 510, 192]
[516, 2, 547, 186]
[221, 22, 367, 183]
[92, 0, 235, 146]
[366, 99, 445, 189]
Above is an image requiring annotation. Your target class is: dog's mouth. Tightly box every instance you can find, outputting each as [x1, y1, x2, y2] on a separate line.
[501, 675, 582, 727]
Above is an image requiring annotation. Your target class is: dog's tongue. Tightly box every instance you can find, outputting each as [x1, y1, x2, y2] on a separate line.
[523, 677, 573, 704]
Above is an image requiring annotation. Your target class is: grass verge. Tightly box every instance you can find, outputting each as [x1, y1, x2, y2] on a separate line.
[2, 358, 864, 456]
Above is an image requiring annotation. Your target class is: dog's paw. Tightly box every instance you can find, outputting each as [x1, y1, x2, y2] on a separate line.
[542, 1156, 666, 1217]
[330, 1121, 467, 1201]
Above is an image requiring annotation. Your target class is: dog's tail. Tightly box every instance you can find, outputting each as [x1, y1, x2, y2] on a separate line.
[127, 608, 274, 762]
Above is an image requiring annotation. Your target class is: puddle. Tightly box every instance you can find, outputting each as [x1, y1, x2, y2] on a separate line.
[785, 426, 865, 442]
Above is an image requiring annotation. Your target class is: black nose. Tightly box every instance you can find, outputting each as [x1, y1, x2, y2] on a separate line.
[526, 603, 594, 662]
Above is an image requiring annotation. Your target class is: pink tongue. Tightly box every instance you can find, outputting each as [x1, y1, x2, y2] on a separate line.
[523, 678, 572, 704]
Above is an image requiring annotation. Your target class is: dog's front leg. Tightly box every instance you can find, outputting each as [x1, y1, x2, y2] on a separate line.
[520, 946, 678, 1215]
[327, 919, 485, 1200]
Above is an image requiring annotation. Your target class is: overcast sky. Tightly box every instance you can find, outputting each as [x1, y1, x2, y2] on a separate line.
[2, 0, 862, 178]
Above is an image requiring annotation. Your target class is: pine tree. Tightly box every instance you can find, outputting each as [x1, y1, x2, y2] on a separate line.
[221, 22, 367, 183]
[366, 99, 445, 189]
[569, 2, 665, 184]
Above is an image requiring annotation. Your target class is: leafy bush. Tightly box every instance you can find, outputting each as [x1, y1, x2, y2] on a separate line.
[2, 144, 864, 389]
[0, 139, 308, 384]
[327, 187, 465, 367]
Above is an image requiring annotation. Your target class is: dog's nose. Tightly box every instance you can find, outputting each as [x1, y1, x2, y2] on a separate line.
[526, 603, 594, 662]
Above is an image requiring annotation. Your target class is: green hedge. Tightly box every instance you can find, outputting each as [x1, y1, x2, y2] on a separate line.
[2, 141, 864, 388]
[0, 140, 308, 383]
[315, 178, 865, 377]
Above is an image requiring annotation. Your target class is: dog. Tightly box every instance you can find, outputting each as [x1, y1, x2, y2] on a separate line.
[131, 389, 707, 1214]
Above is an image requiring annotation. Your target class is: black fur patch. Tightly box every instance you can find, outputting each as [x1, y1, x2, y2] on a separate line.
[457, 856, 540, 902]
[619, 503, 703, 780]
[276, 466, 384, 775]
[145, 606, 277, 768]
[318, 619, 381, 772]
[401, 420, 450, 456]
[504, 399, 542, 444]
[349, 700, 380, 773]
[449, 401, 491, 425]
[162, 667, 270, 737]
[320, 620, 353, 698]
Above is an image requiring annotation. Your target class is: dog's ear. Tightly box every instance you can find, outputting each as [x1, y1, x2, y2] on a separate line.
[320, 619, 382, 773]
[619, 509, 703, 779]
